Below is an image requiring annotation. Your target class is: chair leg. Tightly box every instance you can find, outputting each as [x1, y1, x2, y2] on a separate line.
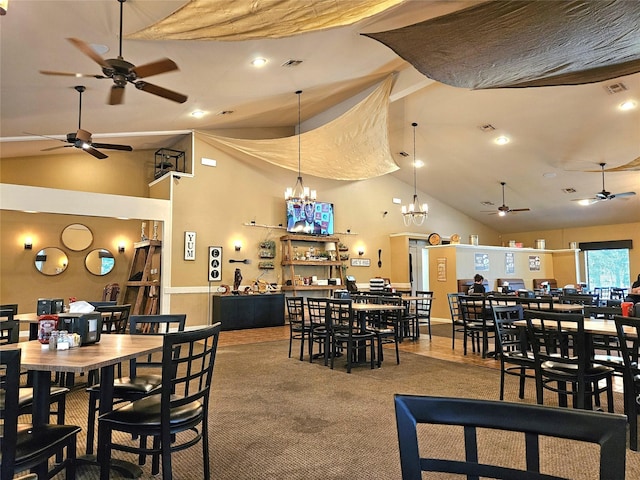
[518, 367, 527, 399]
[86, 390, 98, 455]
[499, 361, 506, 400]
[152, 435, 162, 476]
[202, 416, 211, 480]
[298, 331, 305, 361]
[98, 422, 112, 480]
[288, 329, 293, 358]
[630, 393, 639, 450]
[370, 339, 375, 370]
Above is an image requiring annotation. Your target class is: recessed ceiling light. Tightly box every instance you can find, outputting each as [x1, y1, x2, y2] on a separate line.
[251, 57, 267, 67]
[542, 172, 556, 178]
[619, 100, 637, 111]
[90, 43, 109, 55]
[191, 110, 205, 118]
[494, 136, 510, 145]
[414, 160, 424, 168]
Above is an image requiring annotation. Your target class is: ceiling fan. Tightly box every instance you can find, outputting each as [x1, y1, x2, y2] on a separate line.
[572, 162, 637, 205]
[39, 0, 187, 105]
[34, 85, 132, 159]
[484, 182, 531, 216]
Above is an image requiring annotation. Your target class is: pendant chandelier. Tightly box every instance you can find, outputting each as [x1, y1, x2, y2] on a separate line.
[284, 90, 316, 207]
[401, 122, 428, 226]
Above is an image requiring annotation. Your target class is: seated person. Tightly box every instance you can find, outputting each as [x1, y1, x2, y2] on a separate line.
[625, 274, 640, 303]
[467, 274, 486, 295]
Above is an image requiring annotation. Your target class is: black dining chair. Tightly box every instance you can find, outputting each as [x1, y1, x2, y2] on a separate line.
[414, 290, 433, 340]
[458, 295, 494, 358]
[1, 348, 82, 480]
[447, 293, 464, 350]
[98, 323, 222, 480]
[367, 295, 401, 367]
[394, 394, 627, 480]
[85, 313, 187, 456]
[524, 310, 615, 411]
[614, 314, 640, 450]
[492, 305, 535, 400]
[286, 296, 310, 361]
[329, 298, 375, 373]
[307, 297, 330, 365]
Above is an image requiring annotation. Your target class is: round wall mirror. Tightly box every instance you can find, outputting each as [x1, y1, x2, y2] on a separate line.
[35, 247, 69, 276]
[85, 248, 115, 276]
[61, 223, 93, 251]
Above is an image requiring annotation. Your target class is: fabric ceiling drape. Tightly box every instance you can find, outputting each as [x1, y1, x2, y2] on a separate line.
[364, 0, 640, 89]
[127, 0, 405, 41]
[196, 76, 398, 181]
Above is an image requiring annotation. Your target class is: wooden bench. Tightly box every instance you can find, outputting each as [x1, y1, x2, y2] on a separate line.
[496, 278, 527, 292]
[533, 278, 558, 290]
[457, 278, 490, 294]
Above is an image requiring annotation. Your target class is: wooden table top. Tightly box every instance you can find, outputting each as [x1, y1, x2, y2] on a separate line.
[352, 303, 405, 312]
[0, 334, 163, 373]
[514, 318, 621, 336]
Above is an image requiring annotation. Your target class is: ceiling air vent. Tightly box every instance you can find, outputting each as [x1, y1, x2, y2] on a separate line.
[398, 151, 409, 157]
[562, 188, 577, 194]
[479, 124, 496, 132]
[604, 82, 627, 95]
[217, 110, 234, 116]
[282, 59, 303, 67]
[481, 201, 494, 206]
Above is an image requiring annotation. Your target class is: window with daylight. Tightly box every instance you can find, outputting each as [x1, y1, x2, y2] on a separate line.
[581, 240, 632, 292]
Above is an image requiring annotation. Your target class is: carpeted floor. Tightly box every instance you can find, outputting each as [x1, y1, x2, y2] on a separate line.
[41, 339, 640, 479]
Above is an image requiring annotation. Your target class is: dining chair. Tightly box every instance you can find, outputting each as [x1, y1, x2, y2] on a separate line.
[447, 293, 464, 350]
[414, 290, 433, 339]
[1, 348, 82, 480]
[307, 297, 330, 365]
[394, 394, 626, 480]
[584, 305, 624, 366]
[367, 295, 401, 367]
[98, 323, 222, 480]
[97, 303, 132, 334]
[613, 314, 640, 450]
[0, 307, 20, 344]
[458, 295, 494, 358]
[524, 310, 615, 411]
[286, 296, 310, 361]
[85, 313, 187, 456]
[558, 293, 598, 306]
[492, 305, 535, 400]
[329, 298, 375, 373]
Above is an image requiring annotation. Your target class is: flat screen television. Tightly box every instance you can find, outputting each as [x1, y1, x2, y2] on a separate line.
[286, 200, 334, 235]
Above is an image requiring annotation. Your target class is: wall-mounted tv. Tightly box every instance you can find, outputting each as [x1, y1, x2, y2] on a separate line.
[286, 200, 334, 235]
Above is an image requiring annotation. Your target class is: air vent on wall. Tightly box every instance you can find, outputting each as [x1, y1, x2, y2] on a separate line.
[604, 82, 628, 95]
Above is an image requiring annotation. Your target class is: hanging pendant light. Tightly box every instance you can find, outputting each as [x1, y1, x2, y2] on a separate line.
[401, 122, 428, 226]
[284, 90, 316, 207]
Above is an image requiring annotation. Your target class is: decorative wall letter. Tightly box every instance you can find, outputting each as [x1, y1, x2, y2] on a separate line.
[184, 231, 196, 260]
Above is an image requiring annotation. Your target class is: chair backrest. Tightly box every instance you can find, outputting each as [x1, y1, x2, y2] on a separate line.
[613, 315, 640, 385]
[415, 291, 433, 318]
[524, 310, 587, 370]
[306, 298, 329, 327]
[447, 293, 462, 325]
[559, 293, 598, 306]
[492, 305, 525, 354]
[0, 304, 18, 315]
[0, 348, 22, 478]
[285, 297, 304, 325]
[128, 314, 187, 377]
[0, 307, 20, 344]
[102, 282, 120, 302]
[515, 297, 550, 310]
[584, 305, 622, 320]
[394, 394, 626, 480]
[96, 304, 132, 333]
[610, 288, 626, 300]
[458, 295, 489, 325]
[160, 323, 221, 427]
[88, 301, 117, 308]
[325, 298, 354, 335]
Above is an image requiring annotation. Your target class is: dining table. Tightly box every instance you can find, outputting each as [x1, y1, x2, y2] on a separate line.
[351, 302, 405, 364]
[0, 334, 164, 477]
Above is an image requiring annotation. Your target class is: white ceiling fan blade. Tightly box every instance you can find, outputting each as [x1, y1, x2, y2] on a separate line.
[572, 198, 599, 205]
[611, 191, 636, 199]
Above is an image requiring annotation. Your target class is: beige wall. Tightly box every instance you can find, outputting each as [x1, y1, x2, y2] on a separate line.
[0, 210, 140, 319]
[3, 131, 638, 328]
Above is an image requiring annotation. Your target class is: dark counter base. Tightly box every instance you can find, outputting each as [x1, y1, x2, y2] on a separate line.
[211, 293, 285, 331]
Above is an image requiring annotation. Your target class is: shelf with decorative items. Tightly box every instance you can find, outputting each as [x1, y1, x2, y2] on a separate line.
[258, 240, 276, 259]
[280, 234, 343, 295]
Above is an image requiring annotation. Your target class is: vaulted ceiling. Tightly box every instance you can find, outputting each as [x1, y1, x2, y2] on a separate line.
[1, 0, 638, 234]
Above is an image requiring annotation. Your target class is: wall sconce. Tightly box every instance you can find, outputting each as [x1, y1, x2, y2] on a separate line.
[24, 237, 33, 250]
[358, 248, 365, 256]
[234, 241, 242, 251]
[118, 242, 126, 253]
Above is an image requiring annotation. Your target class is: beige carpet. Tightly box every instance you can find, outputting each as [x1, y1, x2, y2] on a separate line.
[37, 339, 640, 479]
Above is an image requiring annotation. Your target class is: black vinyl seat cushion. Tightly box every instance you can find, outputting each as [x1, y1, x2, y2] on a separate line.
[92, 374, 163, 396]
[100, 394, 203, 428]
[12, 424, 81, 466]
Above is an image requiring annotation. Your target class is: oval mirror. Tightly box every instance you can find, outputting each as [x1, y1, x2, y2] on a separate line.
[61, 223, 93, 251]
[35, 247, 69, 276]
[85, 248, 115, 276]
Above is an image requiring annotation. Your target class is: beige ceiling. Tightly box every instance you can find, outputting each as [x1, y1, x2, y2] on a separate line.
[1, 0, 639, 234]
